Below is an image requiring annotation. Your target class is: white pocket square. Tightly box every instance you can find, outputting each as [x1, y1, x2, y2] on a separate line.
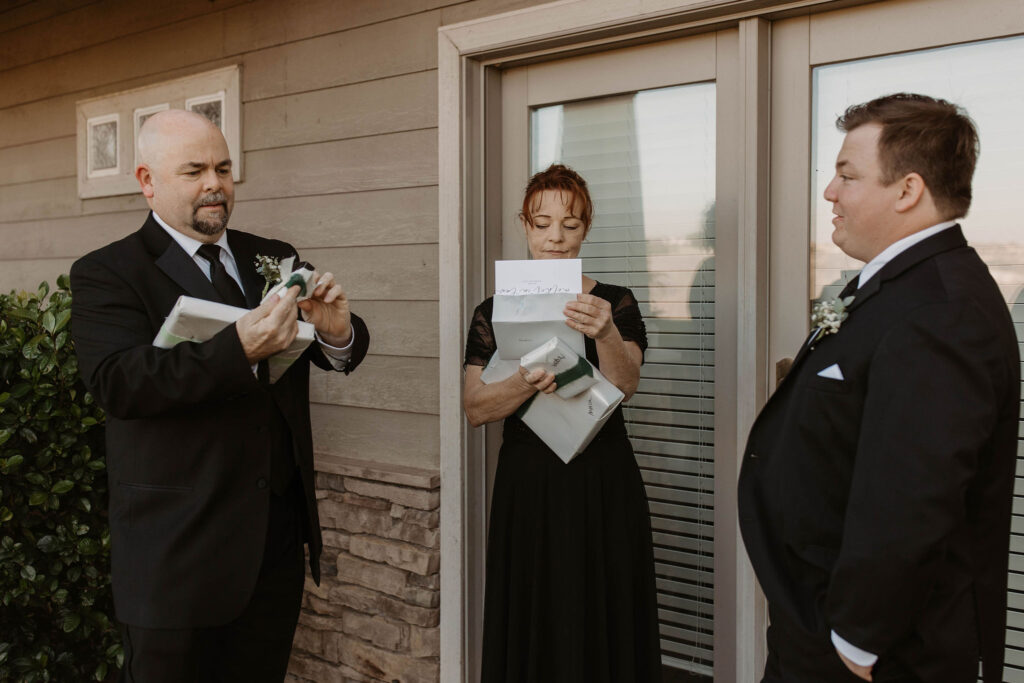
[817, 363, 844, 380]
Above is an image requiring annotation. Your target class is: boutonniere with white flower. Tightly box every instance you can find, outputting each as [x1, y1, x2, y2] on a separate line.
[254, 254, 283, 299]
[254, 254, 318, 303]
[809, 294, 854, 342]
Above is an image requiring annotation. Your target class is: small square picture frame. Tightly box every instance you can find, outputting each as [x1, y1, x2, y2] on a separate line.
[87, 113, 120, 178]
[185, 91, 225, 131]
[133, 103, 169, 169]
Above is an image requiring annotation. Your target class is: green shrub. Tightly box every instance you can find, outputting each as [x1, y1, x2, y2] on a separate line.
[0, 277, 120, 682]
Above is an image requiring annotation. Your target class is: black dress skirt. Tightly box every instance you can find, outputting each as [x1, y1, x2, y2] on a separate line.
[465, 283, 663, 683]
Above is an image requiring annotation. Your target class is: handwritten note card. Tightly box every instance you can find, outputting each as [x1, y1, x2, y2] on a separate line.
[494, 259, 582, 296]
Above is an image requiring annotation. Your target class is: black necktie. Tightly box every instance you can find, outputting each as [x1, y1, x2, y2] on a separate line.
[197, 244, 248, 308]
[838, 275, 859, 300]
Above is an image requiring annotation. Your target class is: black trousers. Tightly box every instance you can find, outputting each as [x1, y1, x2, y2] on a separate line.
[118, 479, 306, 683]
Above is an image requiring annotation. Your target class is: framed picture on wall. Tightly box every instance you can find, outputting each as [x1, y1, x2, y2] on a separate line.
[87, 113, 119, 178]
[185, 92, 225, 131]
[77, 65, 241, 198]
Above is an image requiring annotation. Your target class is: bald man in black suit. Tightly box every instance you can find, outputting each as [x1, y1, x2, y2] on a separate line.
[71, 110, 369, 682]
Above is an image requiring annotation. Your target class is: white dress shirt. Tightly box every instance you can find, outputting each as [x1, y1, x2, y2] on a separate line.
[832, 219, 958, 667]
[152, 212, 354, 370]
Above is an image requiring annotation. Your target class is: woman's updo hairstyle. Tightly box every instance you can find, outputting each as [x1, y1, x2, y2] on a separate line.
[520, 163, 594, 234]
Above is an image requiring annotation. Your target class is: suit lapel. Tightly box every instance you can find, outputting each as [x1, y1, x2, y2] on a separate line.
[141, 213, 222, 303]
[846, 224, 967, 314]
[775, 225, 967, 394]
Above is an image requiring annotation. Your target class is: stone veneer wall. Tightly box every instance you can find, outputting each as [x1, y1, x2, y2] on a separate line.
[287, 455, 440, 683]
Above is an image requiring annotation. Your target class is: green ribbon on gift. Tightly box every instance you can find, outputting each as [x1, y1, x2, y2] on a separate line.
[284, 272, 309, 297]
[553, 355, 594, 389]
[515, 393, 537, 418]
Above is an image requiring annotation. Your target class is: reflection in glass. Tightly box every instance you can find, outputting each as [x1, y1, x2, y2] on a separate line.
[811, 35, 1024, 681]
[812, 36, 1024, 306]
[531, 82, 716, 677]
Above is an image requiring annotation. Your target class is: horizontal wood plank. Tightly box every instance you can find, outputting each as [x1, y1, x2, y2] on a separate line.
[0, 177, 79, 223]
[0, 13, 228, 110]
[351, 300, 439, 357]
[236, 130, 437, 200]
[0, 136, 74, 186]
[440, 0, 555, 25]
[244, 71, 437, 150]
[310, 354, 438, 414]
[0, 0, 249, 72]
[223, 0, 453, 57]
[231, 187, 438, 249]
[0, 0, 95, 34]
[0, 210, 142, 259]
[300, 244, 437, 301]
[310, 403, 439, 470]
[0, 257, 76, 295]
[242, 11, 440, 102]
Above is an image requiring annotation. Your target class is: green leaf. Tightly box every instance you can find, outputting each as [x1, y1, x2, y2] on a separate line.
[22, 334, 46, 360]
[77, 539, 99, 556]
[20, 565, 36, 581]
[61, 613, 81, 633]
[36, 536, 59, 553]
[53, 309, 71, 333]
[56, 273, 70, 289]
[41, 311, 56, 334]
[1, 452, 22, 468]
[28, 492, 47, 506]
[93, 663, 107, 681]
[50, 480, 73, 494]
[0, 507, 12, 523]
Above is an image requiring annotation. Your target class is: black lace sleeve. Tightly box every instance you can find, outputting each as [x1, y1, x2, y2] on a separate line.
[612, 287, 648, 355]
[464, 298, 496, 367]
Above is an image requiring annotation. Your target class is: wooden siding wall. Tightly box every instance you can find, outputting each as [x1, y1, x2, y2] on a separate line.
[0, 0, 546, 471]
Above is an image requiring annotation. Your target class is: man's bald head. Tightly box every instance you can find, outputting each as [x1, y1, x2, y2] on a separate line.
[137, 109, 221, 170]
[134, 109, 235, 242]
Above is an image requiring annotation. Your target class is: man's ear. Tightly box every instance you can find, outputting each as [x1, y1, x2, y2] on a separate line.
[135, 165, 155, 198]
[893, 172, 926, 213]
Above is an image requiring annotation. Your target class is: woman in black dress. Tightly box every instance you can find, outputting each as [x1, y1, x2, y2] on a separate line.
[463, 164, 662, 683]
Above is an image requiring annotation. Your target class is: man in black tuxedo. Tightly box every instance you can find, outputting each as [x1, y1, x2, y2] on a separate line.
[70, 110, 369, 682]
[739, 93, 1019, 683]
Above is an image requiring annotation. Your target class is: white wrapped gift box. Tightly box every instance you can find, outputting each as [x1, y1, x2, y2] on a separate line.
[153, 295, 314, 384]
[519, 336, 598, 399]
[480, 350, 624, 464]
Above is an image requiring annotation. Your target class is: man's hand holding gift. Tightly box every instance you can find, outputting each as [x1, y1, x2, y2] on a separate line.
[237, 285, 302, 363]
[298, 271, 353, 348]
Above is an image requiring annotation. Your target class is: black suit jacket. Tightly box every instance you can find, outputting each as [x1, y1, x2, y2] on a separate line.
[70, 213, 369, 629]
[738, 226, 1019, 682]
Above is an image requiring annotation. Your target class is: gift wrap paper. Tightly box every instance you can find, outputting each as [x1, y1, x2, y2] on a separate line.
[492, 292, 584, 360]
[481, 350, 624, 464]
[153, 295, 314, 383]
[519, 336, 598, 399]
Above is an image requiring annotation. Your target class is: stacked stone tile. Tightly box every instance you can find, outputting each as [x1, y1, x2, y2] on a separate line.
[287, 455, 440, 683]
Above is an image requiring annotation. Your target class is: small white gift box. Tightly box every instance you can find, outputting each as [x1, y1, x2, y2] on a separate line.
[153, 295, 314, 383]
[480, 350, 624, 464]
[519, 336, 598, 399]
[261, 256, 317, 304]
